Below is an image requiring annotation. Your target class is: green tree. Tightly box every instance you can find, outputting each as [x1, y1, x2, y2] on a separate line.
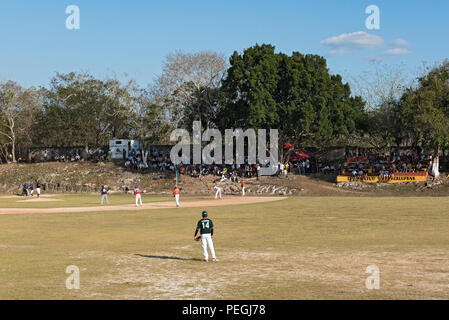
[218, 44, 365, 161]
[398, 60, 449, 177]
[38, 73, 137, 151]
[0, 81, 38, 162]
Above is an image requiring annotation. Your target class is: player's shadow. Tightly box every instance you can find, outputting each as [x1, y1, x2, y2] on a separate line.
[135, 254, 202, 262]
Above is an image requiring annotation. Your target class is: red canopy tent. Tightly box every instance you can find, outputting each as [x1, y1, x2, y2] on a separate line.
[283, 143, 293, 150]
[283, 143, 314, 160]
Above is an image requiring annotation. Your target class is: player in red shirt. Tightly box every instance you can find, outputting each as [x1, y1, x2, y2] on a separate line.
[134, 185, 142, 206]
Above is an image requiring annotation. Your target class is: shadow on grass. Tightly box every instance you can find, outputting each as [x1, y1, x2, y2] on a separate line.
[135, 254, 202, 262]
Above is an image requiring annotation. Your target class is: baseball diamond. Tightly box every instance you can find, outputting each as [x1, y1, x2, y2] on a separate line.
[0, 0, 449, 306]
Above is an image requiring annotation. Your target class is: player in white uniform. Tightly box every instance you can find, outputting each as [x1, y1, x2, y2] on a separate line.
[213, 184, 222, 199]
[36, 181, 41, 198]
[100, 185, 109, 205]
[134, 185, 142, 206]
[194, 211, 217, 262]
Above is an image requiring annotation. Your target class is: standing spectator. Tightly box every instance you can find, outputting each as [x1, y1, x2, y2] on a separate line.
[279, 162, 284, 176]
[300, 161, 305, 175]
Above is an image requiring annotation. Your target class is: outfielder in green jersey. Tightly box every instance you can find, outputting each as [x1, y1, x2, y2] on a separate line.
[194, 210, 218, 262]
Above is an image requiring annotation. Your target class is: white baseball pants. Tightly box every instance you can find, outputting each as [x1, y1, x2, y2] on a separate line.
[201, 233, 216, 261]
[215, 189, 222, 199]
[175, 194, 180, 206]
[136, 194, 142, 206]
[242, 187, 245, 196]
[101, 194, 109, 204]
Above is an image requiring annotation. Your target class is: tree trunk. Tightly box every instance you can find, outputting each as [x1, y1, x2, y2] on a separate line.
[11, 137, 16, 162]
[432, 145, 440, 178]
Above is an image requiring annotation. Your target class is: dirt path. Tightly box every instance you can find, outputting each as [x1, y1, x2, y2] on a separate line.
[0, 196, 287, 215]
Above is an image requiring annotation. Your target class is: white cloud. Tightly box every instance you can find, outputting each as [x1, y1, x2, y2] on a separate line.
[390, 38, 409, 46]
[328, 48, 350, 55]
[385, 48, 412, 56]
[321, 31, 384, 55]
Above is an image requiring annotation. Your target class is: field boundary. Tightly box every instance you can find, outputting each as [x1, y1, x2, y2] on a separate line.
[0, 196, 287, 215]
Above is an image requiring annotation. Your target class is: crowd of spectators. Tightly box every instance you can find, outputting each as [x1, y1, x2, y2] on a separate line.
[25, 148, 109, 164]
[124, 148, 323, 179]
[13, 144, 327, 180]
[343, 149, 433, 178]
[124, 148, 265, 180]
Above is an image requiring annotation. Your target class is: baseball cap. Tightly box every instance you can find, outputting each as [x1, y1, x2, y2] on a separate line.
[202, 211, 208, 217]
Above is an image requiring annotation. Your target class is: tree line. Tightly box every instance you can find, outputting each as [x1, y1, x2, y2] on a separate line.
[1, 44, 448, 175]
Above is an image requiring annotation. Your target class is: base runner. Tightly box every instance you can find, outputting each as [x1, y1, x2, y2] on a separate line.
[134, 185, 142, 206]
[173, 186, 180, 207]
[194, 210, 217, 262]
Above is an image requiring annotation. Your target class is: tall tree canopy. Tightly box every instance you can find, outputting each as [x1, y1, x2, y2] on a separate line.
[398, 60, 449, 177]
[217, 44, 365, 159]
[0, 81, 38, 162]
[37, 72, 138, 150]
[152, 50, 228, 131]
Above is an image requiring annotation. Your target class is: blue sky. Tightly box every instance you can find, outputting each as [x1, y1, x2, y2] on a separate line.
[0, 0, 448, 90]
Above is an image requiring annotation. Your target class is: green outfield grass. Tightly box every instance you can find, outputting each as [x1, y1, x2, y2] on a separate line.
[1, 196, 449, 299]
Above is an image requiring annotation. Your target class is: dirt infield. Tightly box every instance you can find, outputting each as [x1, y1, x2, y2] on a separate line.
[0, 196, 287, 215]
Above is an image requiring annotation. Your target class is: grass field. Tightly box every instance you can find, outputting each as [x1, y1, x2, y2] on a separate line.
[1, 195, 449, 299]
